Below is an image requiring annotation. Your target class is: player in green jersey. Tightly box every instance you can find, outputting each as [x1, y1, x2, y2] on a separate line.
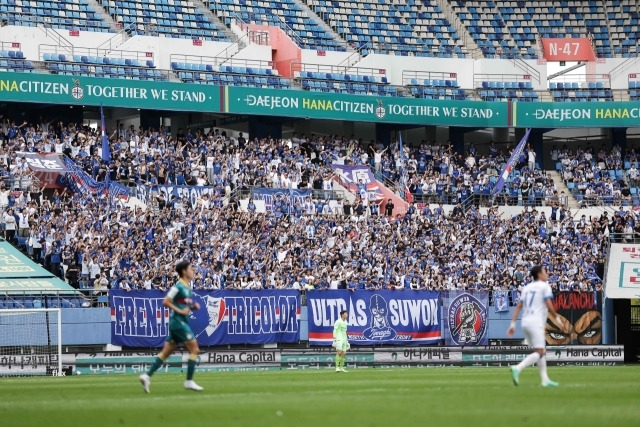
[139, 260, 203, 392]
[333, 310, 349, 373]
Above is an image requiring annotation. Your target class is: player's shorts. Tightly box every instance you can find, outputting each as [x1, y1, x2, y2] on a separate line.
[166, 324, 195, 344]
[522, 322, 546, 349]
[334, 340, 348, 352]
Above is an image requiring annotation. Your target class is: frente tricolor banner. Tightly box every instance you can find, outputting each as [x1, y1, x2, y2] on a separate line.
[492, 128, 531, 195]
[110, 290, 301, 347]
[307, 290, 441, 346]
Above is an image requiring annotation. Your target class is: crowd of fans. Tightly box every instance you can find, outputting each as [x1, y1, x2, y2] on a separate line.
[1, 116, 637, 299]
[555, 143, 638, 206]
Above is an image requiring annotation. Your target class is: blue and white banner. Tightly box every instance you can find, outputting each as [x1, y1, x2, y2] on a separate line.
[492, 128, 531, 195]
[136, 184, 221, 206]
[442, 291, 489, 346]
[307, 290, 441, 346]
[494, 290, 509, 313]
[331, 164, 384, 199]
[109, 290, 301, 347]
[59, 157, 130, 199]
[251, 188, 313, 211]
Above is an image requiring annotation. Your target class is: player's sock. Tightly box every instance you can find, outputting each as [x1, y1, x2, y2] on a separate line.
[335, 354, 341, 369]
[186, 354, 197, 381]
[537, 354, 550, 383]
[515, 352, 540, 373]
[341, 355, 346, 368]
[147, 353, 166, 377]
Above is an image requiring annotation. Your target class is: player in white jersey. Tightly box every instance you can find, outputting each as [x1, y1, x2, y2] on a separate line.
[507, 266, 562, 387]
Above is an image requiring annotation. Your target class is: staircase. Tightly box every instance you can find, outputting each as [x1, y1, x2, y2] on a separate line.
[548, 171, 580, 208]
[438, 0, 482, 58]
[95, 24, 133, 53]
[84, 0, 120, 32]
[297, 0, 352, 51]
[192, 0, 248, 47]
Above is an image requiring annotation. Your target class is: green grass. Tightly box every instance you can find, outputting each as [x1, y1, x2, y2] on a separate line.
[1, 367, 639, 427]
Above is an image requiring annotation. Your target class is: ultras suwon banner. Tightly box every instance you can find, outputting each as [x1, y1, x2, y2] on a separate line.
[110, 290, 301, 347]
[306, 290, 441, 346]
[442, 291, 489, 346]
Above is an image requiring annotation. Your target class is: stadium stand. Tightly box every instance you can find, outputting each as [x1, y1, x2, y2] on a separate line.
[296, 63, 397, 96]
[171, 57, 290, 88]
[0, 47, 34, 72]
[212, 0, 344, 51]
[0, 116, 619, 295]
[495, 0, 609, 58]
[306, 0, 467, 57]
[554, 145, 638, 206]
[101, 0, 230, 41]
[0, 0, 112, 33]
[474, 74, 538, 101]
[549, 79, 614, 102]
[402, 70, 468, 100]
[43, 51, 165, 80]
[451, 0, 533, 59]
[607, 0, 640, 57]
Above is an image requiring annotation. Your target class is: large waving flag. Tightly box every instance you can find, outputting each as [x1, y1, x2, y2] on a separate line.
[492, 128, 531, 195]
[398, 132, 412, 203]
[100, 103, 111, 164]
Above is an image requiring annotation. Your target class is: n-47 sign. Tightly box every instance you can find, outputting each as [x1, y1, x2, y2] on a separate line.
[542, 38, 596, 61]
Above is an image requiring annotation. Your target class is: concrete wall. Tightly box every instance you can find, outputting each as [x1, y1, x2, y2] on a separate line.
[61, 308, 111, 346]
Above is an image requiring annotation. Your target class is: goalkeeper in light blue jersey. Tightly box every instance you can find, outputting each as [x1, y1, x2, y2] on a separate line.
[333, 310, 349, 373]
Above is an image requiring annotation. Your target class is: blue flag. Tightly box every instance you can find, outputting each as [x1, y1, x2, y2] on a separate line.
[100, 103, 111, 164]
[492, 128, 531, 195]
[494, 290, 509, 312]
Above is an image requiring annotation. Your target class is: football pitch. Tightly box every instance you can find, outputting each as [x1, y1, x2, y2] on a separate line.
[2, 367, 639, 427]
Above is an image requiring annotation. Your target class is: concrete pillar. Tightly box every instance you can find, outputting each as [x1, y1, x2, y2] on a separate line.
[248, 116, 282, 140]
[375, 122, 394, 146]
[612, 128, 627, 153]
[424, 125, 437, 142]
[529, 129, 544, 169]
[449, 127, 466, 155]
[492, 128, 510, 143]
[139, 110, 162, 131]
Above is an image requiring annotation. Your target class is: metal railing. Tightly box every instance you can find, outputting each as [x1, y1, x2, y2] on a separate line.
[549, 73, 612, 88]
[41, 62, 173, 81]
[609, 233, 640, 244]
[292, 62, 387, 79]
[0, 292, 90, 309]
[240, 187, 347, 202]
[337, 42, 372, 68]
[39, 44, 154, 63]
[569, 191, 635, 208]
[408, 193, 569, 208]
[473, 73, 533, 88]
[509, 57, 541, 84]
[0, 41, 23, 53]
[170, 53, 273, 70]
[610, 56, 640, 79]
[403, 69, 460, 86]
[96, 23, 136, 52]
[234, 15, 271, 47]
[1, 13, 74, 55]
